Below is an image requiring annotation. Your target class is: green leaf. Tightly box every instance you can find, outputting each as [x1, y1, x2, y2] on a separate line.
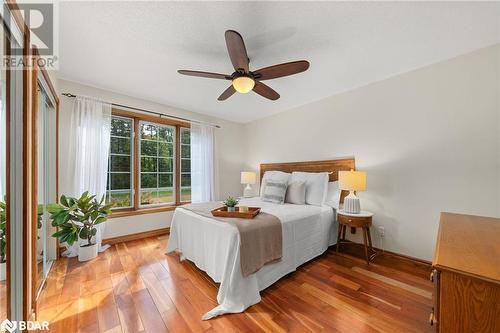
[102, 203, 114, 211]
[48, 211, 61, 222]
[79, 228, 89, 239]
[51, 229, 68, 238]
[59, 232, 71, 243]
[47, 203, 63, 214]
[60, 195, 69, 207]
[66, 233, 77, 246]
[52, 213, 67, 226]
[94, 216, 107, 224]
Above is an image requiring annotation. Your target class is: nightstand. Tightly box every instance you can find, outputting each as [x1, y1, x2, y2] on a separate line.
[336, 210, 377, 264]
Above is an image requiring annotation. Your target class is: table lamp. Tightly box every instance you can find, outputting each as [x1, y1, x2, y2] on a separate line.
[241, 171, 256, 198]
[338, 170, 366, 214]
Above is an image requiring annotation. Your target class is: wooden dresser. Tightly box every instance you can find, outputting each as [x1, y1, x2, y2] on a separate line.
[431, 212, 500, 333]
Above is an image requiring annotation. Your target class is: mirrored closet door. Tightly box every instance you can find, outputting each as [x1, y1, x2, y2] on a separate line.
[34, 78, 58, 297]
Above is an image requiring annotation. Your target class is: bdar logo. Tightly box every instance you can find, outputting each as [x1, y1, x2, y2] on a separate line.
[0, 319, 17, 333]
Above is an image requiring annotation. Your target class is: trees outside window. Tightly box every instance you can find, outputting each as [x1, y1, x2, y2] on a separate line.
[107, 117, 133, 208]
[180, 128, 191, 202]
[106, 113, 191, 213]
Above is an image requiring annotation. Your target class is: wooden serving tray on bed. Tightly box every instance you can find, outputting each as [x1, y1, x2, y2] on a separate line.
[211, 207, 261, 219]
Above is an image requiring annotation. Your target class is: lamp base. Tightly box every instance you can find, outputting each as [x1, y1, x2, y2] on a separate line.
[243, 184, 253, 198]
[343, 191, 361, 214]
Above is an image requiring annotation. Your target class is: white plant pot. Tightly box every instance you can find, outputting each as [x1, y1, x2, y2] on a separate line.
[78, 243, 98, 262]
[0, 262, 5, 281]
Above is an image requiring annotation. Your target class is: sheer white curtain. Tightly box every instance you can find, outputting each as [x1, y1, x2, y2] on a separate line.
[63, 96, 111, 257]
[191, 123, 215, 202]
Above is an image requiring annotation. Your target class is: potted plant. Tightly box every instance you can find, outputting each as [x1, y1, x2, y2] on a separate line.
[48, 191, 113, 262]
[223, 196, 239, 212]
[0, 201, 6, 281]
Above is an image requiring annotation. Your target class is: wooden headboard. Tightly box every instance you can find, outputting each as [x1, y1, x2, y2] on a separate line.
[259, 158, 355, 203]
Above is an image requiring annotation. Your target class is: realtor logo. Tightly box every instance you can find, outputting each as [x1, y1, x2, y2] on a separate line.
[0, 319, 16, 333]
[15, 2, 54, 55]
[2, 1, 59, 69]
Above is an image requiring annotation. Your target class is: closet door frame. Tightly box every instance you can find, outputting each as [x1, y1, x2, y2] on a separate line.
[30, 46, 59, 319]
[2, 0, 29, 322]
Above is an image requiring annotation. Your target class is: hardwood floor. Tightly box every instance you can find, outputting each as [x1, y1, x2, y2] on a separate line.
[37, 236, 433, 333]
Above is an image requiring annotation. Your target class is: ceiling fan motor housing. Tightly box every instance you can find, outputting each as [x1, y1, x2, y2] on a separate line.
[231, 71, 256, 80]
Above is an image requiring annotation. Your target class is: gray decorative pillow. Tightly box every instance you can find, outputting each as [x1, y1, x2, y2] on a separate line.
[261, 180, 288, 204]
[285, 181, 306, 204]
[260, 171, 291, 196]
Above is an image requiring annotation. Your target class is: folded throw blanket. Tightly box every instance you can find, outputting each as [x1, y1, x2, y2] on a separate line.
[180, 202, 282, 276]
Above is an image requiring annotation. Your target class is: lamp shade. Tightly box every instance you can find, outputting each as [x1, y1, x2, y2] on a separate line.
[241, 171, 256, 185]
[338, 170, 366, 191]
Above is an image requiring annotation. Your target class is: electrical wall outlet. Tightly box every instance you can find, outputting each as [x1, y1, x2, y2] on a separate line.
[378, 226, 385, 238]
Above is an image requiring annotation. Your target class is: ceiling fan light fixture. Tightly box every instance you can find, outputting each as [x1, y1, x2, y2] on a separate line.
[232, 76, 255, 93]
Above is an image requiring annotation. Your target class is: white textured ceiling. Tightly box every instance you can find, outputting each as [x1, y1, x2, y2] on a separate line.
[59, 1, 500, 123]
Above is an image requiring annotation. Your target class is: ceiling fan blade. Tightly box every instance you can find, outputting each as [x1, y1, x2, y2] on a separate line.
[225, 30, 249, 72]
[218, 85, 236, 101]
[178, 70, 231, 80]
[254, 60, 310, 80]
[253, 82, 280, 100]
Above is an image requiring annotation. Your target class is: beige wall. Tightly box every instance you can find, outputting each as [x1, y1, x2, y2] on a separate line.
[57, 79, 246, 239]
[243, 44, 500, 260]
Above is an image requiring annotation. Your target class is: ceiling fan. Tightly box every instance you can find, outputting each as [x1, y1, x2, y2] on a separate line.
[178, 30, 310, 101]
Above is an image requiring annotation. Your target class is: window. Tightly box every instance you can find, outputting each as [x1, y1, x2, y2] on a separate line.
[106, 111, 191, 214]
[180, 128, 191, 202]
[107, 117, 133, 208]
[139, 121, 175, 207]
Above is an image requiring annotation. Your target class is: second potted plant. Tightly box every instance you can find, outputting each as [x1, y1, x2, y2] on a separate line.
[48, 191, 113, 262]
[223, 196, 239, 212]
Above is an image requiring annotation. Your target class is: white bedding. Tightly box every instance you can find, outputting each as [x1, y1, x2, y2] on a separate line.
[166, 197, 337, 319]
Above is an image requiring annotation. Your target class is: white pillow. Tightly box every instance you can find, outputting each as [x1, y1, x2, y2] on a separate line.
[324, 181, 341, 209]
[285, 181, 306, 204]
[261, 180, 288, 204]
[260, 171, 291, 196]
[289, 172, 329, 206]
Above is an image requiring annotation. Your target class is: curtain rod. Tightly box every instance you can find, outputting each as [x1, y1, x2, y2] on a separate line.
[61, 92, 221, 129]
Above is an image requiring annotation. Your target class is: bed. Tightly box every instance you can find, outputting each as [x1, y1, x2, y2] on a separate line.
[166, 158, 355, 319]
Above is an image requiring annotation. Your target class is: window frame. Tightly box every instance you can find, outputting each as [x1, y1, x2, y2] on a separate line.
[108, 108, 191, 218]
[138, 120, 176, 208]
[107, 115, 134, 210]
[180, 127, 191, 203]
